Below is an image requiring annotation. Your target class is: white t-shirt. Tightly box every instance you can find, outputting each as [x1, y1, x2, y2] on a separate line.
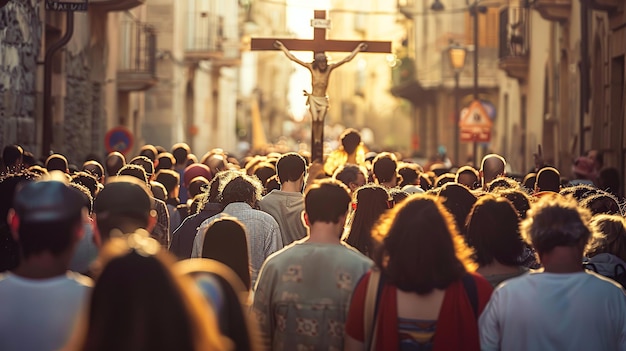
[479, 270, 626, 351]
[0, 271, 93, 351]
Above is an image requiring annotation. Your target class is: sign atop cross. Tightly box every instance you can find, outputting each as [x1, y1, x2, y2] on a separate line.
[251, 10, 392, 162]
[251, 10, 391, 54]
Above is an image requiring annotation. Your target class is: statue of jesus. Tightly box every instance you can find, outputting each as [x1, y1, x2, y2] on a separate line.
[273, 40, 368, 125]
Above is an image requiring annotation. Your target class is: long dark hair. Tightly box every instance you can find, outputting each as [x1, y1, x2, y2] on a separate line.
[345, 184, 390, 256]
[465, 195, 523, 267]
[81, 238, 226, 351]
[202, 217, 252, 291]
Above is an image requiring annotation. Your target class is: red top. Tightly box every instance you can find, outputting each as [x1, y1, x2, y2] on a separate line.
[345, 271, 493, 351]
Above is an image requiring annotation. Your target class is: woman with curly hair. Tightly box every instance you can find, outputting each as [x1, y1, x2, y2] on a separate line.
[345, 194, 493, 351]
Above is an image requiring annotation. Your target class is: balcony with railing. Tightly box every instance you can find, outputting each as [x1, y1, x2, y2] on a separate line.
[532, 0, 571, 22]
[91, 0, 145, 12]
[498, 6, 529, 81]
[185, 11, 225, 61]
[117, 20, 158, 92]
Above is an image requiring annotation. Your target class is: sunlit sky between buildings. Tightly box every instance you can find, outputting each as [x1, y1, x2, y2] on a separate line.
[286, 0, 330, 122]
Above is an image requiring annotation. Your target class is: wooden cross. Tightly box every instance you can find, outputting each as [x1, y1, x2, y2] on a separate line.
[251, 10, 392, 162]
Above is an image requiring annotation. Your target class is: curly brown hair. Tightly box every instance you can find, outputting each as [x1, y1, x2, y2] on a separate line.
[372, 194, 477, 294]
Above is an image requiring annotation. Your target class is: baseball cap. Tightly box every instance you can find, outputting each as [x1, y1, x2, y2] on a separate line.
[94, 176, 152, 218]
[13, 173, 85, 223]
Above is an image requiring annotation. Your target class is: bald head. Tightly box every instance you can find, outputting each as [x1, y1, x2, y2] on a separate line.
[480, 154, 506, 189]
[105, 152, 126, 177]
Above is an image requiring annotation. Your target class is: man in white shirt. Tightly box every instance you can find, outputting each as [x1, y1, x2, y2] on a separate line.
[479, 194, 626, 351]
[0, 174, 93, 351]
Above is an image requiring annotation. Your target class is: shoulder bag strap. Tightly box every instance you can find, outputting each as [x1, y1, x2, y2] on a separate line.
[461, 273, 478, 319]
[364, 269, 383, 350]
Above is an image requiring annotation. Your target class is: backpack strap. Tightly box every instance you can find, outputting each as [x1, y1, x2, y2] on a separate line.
[461, 273, 478, 319]
[364, 269, 384, 351]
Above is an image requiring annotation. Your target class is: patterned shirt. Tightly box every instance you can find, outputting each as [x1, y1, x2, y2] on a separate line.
[191, 202, 283, 286]
[253, 242, 372, 351]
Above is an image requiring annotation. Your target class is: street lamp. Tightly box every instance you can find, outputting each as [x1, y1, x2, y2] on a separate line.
[448, 43, 467, 166]
[467, 0, 487, 166]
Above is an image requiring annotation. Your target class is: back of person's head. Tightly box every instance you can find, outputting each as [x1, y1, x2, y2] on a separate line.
[150, 181, 167, 202]
[455, 166, 479, 189]
[156, 152, 175, 172]
[130, 156, 155, 179]
[188, 176, 209, 199]
[11, 174, 85, 259]
[276, 152, 306, 184]
[265, 175, 280, 193]
[435, 173, 456, 188]
[346, 184, 390, 255]
[499, 188, 532, 219]
[389, 188, 409, 205]
[561, 183, 601, 202]
[22, 151, 36, 168]
[70, 182, 94, 215]
[117, 164, 149, 185]
[304, 179, 351, 225]
[581, 193, 621, 216]
[155, 169, 180, 195]
[372, 194, 475, 294]
[466, 195, 523, 267]
[83, 160, 104, 183]
[372, 152, 398, 184]
[535, 167, 561, 193]
[586, 214, 626, 261]
[201, 217, 251, 290]
[398, 164, 420, 188]
[93, 176, 154, 243]
[340, 128, 361, 155]
[486, 177, 519, 193]
[72, 171, 99, 199]
[139, 144, 158, 162]
[480, 154, 506, 186]
[333, 164, 367, 191]
[220, 173, 263, 206]
[437, 182, 478, 236]
[45, 154, 69, 173]
[521, 195, 591, 256]
[252, 162, 275, 187]
[105, 152, 126, 177]
[171, 143, 191, 165]
[418, 173, 433, 191]
[82, 237, 227, 351]
[598, 167, 621, 198]
[522, 173, 537, 192]
[2, 144, 23, 171]
[184, 163, 212, 188]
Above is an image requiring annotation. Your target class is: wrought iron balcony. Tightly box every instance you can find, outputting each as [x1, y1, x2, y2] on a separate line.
[90, 0, 145, 12]
[184, 11, 225, 61]
[117, 20, 158, 92]
[498, 6, 529, 81]
[532, 0, 571, 22]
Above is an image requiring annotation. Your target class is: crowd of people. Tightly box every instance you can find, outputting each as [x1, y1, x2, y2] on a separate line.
[1, 128, 626, 351]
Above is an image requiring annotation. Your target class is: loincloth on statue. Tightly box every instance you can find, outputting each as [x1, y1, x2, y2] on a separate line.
[303, 91, 329, 121]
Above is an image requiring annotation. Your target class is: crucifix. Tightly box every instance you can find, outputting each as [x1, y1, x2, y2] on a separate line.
[251, 10, 392, 162]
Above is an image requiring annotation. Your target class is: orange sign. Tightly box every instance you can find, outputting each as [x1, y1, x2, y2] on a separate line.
[459, 100, 493, 142]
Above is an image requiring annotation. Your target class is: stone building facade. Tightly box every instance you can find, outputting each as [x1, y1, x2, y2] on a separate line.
[0, 0, 41, 154]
